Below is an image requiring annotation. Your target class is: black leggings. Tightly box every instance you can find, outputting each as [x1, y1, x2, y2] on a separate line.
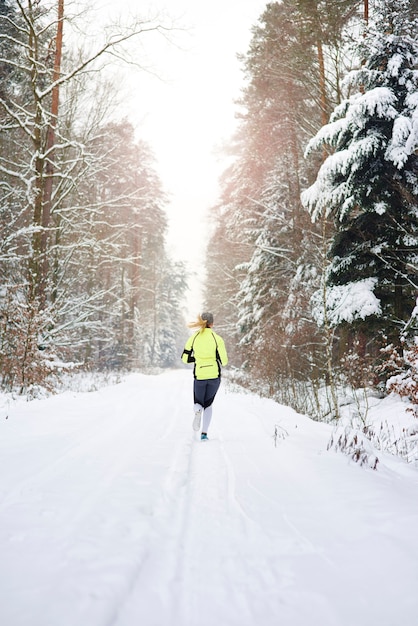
[193, 378, 221, 409]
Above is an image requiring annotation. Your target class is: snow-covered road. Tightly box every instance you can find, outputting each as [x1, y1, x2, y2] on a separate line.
[1, 370, 418, 626]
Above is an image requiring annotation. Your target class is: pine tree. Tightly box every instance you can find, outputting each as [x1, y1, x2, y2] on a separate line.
[302, 0, 418, 349]
[206, 0, 323, 370]
[208, 0, 355, 390]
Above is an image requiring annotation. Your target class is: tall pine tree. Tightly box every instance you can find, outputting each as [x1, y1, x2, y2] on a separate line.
[302, 0, 418, 350]
[206, 0, 356, 393]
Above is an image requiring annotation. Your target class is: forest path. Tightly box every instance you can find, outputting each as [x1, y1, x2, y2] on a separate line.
[1, 370, 418, 626]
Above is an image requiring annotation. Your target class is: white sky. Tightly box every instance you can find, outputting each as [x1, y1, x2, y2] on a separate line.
[88, 0, 268, 311]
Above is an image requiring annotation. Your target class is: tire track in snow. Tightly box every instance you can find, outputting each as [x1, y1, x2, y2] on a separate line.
[107, 430, 246, 626]
[107, 384, 200, 626]
[165, 435, 293, 626]
[109, 388, 323, 626]
[1, 375, 194, 626]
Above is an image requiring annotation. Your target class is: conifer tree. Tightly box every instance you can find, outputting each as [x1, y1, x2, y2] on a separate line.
[207, 0, 356, 392]
[302, 0, 418, 350]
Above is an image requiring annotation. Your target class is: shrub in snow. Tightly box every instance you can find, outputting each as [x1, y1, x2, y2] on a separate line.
[386, 343, 418, 417]
[0, 289, 70, 396]
[340, 343, 380, 390]
[376, 343, 405, 381]
[328, 425, 379, 470]
[362, 421, 418, 464]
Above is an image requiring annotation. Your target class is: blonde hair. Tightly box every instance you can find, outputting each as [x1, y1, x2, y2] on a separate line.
[188, 313, 213, 332]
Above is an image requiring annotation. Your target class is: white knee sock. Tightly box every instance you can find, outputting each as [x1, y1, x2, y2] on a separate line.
[202, 405, 213, 433]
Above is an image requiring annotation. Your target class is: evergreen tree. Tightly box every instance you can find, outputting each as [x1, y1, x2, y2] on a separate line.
[207, 0, 356, 391]
[302, 0, 418, 349]
[206, 0, 323, 369]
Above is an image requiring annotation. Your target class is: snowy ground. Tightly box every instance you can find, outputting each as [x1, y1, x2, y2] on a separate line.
[1, 369, 418, 626]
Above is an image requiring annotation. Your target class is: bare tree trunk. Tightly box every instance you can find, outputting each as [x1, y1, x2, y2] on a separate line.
[28, 0, 64, 308]
[129, 228, 142, 361]
[321, 215, 340, 420]
[27, 0, 44, 303]
[40, 0, 64, 306]
[316, 38, 328, 127]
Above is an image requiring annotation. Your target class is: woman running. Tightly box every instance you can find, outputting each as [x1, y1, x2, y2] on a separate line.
[181, 312, 228, 440]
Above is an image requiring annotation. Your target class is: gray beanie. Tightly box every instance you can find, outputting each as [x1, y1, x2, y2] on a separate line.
[201, 312, 214, 325]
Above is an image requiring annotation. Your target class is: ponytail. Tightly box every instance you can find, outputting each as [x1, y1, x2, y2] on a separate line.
[188, 312, 213, 333]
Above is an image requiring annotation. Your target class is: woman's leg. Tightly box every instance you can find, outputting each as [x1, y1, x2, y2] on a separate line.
[193, 381, 206, 431]
[194, 378, 221, 435]
[201, 378, 221, 435]
[202, 405, 212, 432]
[203, 378, 221, 409]
[193, 380, 206, 406]
[193, 402, 203, 431]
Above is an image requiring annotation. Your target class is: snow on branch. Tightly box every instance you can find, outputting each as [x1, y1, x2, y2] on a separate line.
[311, 278, 381, 327]
[348, 87, 398, 122]
[304, 117, 348, 156]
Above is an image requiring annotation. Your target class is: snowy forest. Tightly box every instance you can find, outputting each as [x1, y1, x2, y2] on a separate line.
[205, 0, 418, 421]
[0, 0, 187, 394]
[3, 3, 418, 623]
[3, 0, 418, 424]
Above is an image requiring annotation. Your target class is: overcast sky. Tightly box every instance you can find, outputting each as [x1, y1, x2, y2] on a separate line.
[90, 0, 268, 311]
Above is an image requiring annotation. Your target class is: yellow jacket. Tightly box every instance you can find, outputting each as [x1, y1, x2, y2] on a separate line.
[181, 328, 228, 380]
